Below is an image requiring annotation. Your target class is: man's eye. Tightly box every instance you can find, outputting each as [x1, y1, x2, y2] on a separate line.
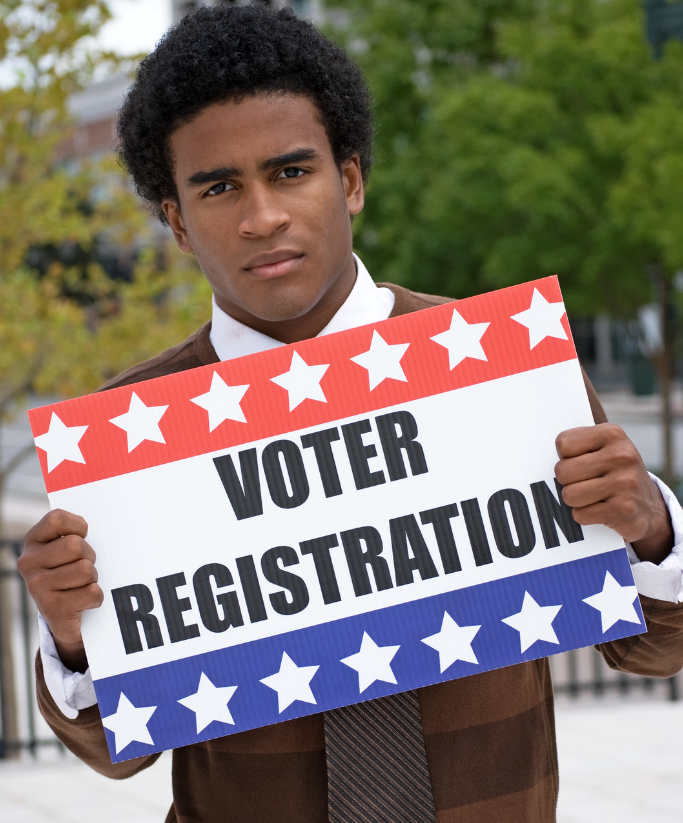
[277, 167, 306, 179]
[205, 182, 233, 196]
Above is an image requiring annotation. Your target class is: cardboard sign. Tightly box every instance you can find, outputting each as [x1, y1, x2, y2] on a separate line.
[29, 276, 644, 763]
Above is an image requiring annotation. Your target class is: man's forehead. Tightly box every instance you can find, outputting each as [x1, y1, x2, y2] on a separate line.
[170, 94, 331, 171]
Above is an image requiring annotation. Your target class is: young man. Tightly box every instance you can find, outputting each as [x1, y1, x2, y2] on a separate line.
[19, 5, 683, 822]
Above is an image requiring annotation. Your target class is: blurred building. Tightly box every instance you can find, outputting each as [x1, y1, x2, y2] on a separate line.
[61, 0, 323, 165]
[61, 74, 131, 162]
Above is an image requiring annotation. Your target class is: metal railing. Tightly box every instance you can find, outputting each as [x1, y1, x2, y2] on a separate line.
[0, 539, 63, 759]
[0, 536, 679, 760]
[550, 645, 680, 702]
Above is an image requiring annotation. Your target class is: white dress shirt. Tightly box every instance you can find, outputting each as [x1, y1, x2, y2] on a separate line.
[38, 255, 683, 718]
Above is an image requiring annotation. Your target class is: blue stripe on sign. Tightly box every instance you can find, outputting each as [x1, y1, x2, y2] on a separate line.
[97, 548, 642, 762]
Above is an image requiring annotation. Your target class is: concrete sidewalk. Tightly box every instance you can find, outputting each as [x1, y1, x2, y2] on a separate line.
[556, 700, 683, 823]
[0, 750, 172, 823]
[1, 700, 683, 822]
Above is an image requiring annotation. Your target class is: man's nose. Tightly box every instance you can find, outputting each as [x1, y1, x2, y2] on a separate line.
[238, 185, 290, 238]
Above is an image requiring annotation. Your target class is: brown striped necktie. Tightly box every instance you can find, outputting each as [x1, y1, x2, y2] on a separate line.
[324, 690, 437, 822]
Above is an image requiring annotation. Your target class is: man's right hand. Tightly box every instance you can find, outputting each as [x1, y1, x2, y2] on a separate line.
[19, 509, 103, 673]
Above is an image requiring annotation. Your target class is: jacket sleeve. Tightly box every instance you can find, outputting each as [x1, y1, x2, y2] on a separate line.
[582, 368, 683, 678]
[36, 652, 161, 778]
[597, 596, 683, 678]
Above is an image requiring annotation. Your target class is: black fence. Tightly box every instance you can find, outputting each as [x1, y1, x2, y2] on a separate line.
[0, 538, 679, 761]
[0, 539, 63, 759]
[551, 646, 680, 702]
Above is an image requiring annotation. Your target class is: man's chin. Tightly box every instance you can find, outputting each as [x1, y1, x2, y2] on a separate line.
[249, 300, 318, 325]
[239, 280, 327, 324]
[217, 289, 321, 328]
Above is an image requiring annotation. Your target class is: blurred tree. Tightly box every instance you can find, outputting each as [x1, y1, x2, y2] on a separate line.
[329, 0, 683, 482]
[0, 0, 208, 755]
[0, 0, 210, 532]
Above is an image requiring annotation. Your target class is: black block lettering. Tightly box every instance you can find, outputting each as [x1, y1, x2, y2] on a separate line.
[111, 584, 164, 655]
[193, 563, 244, 633]
[156, 572, 200, 644]
[213, 449, 263, 520]
[300, 534, 342, 604]
[420, 504, 462, 573]
[341, 419, 386, 490]
[389, 514, 439, 586]
[461, 498, 493, 566]
[531, 479, 584, 548]
[488, 489, 536, 558]
[261, 546, 310, 616]
[376, 411, 428, 481]
[235, 555, 268, 623]
[340, 526, 393, 596]
[262, 440, 310, 509]
[301, 428, 343, 497]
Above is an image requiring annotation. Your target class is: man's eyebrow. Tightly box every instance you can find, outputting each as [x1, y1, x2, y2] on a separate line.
[187, 166, 242, 186]
[185, 149, 321, 186]
[260, 148, 321, 171]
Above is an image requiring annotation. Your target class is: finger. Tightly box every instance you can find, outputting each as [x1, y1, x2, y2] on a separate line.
[570, 498, 643, 538]
[19, 535, 95, 575]
[25, 509, 88, 545]
[71, 582, 104, 612]
[555, 452, 612, 486]
[555, 423, 624, 460]
[32, 558, 98, 593]
[42, 583, 104, 620]
[568, 500, 615, 528]
[560, 476, 613, 510]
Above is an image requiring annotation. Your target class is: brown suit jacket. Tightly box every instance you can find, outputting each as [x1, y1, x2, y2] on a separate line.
[36, 284, 683, 822]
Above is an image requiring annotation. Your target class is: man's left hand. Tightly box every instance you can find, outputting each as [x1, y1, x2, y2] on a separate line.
[555, 423, 674, 565]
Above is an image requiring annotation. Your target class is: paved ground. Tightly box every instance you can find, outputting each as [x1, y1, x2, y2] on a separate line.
[556, 700, 683, 823]
[1, 699, 683, 822]
[0, 750, 172, 823]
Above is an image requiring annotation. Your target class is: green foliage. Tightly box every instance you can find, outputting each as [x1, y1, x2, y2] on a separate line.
[0, 1, 209, 395]
[0, 0, 209, 505]
[328, 0, 683, 316]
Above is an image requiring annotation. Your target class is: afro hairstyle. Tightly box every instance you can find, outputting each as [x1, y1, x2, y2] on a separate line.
[116, 3, 374, 224]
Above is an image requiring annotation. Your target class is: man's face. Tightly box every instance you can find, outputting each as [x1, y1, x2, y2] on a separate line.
[163, 93, 364, 343]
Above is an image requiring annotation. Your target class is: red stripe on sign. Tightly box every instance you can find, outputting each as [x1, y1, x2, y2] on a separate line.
[29, 277, 575, 493]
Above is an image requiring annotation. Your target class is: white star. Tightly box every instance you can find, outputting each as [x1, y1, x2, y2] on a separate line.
[510, 288, 568, 349]
[178, 672, 238, 733]
[270, 351, 329, 411]
[583, 572, 641, 633]
[101, 693, 156, 755]
[109, 392, 168, 452]
[502, 592, 562, 654]
[430, 308, 490, 370]
[350, 330, 410, 390]
[340, 631, 400, 693]
[33, 412, 88, 473]
[421, 612, 481, 673]
[190, 372, 249, 431]
[260, 652, 319, 713]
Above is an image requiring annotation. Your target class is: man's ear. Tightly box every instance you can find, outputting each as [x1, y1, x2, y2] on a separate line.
[162, 200, 193, 253]
[341, 155, 364, 217]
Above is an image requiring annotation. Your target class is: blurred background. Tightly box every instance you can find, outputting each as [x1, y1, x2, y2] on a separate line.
[1, 1, 683, 821]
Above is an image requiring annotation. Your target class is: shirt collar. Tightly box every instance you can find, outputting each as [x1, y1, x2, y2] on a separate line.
[209, 254, 395, 362]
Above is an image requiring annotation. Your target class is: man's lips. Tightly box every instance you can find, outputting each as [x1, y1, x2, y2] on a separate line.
[244, 251, 304, 280]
